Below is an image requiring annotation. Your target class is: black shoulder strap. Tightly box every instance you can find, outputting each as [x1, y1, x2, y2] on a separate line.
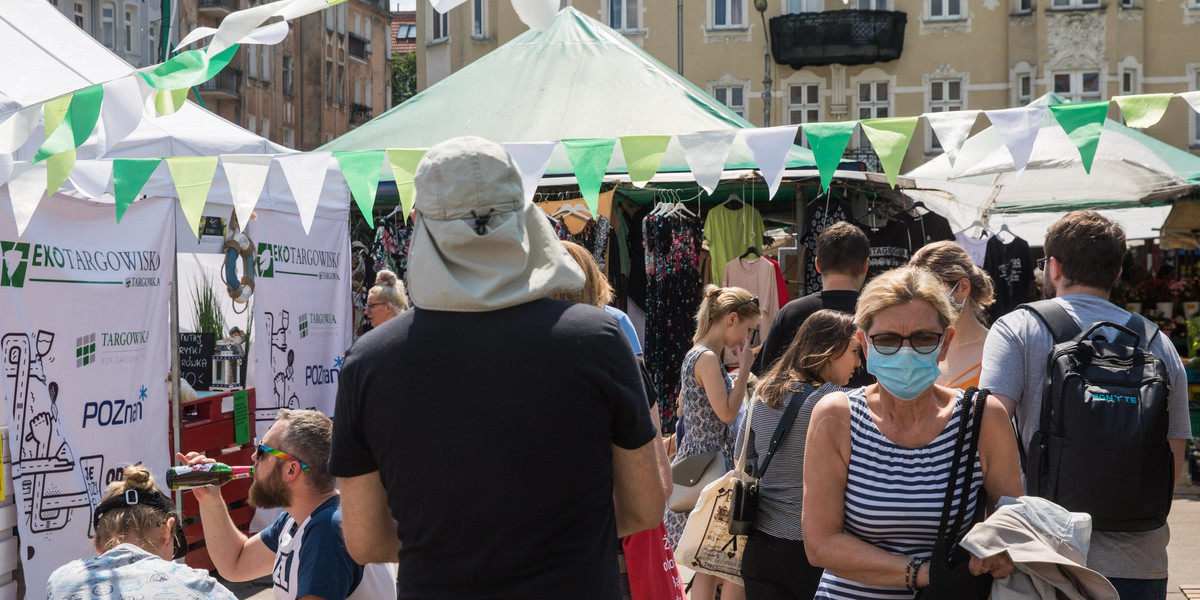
[1123, 311, 1160, 349]
[754, 388, 807, 480]
[1020, 300, 1082, 344]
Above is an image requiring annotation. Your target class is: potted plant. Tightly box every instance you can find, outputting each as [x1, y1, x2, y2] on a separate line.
[1141, 278, 1175, 319]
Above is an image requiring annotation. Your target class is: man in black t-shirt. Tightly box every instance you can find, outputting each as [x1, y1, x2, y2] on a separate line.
[329, 137, 664, 600]
[753, 221, 871, 383]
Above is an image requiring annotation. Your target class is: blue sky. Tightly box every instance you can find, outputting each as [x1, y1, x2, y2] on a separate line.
[391, 0, 416, 10]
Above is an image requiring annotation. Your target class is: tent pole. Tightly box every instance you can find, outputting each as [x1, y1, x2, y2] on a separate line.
[170, 204, 183, 506]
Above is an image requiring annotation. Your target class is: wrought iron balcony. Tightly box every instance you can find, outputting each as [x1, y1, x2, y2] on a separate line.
[198, 0, 238, 15]
[350, 103, 373, 124]
[844, 148, 883, 173]
[197, 68, 241, 100]
[348, 33, 369, 60]
[769, 10, 907, 69]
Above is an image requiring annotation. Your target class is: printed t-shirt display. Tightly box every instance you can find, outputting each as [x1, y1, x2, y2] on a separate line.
[859, 219, 912, 280]
[954, 230, 992, 266]
[330, 299, 656, 599]
[902, 210, 956, 249]
[704, 203, 766, 284]
[799, 197, 853, 296]
[983, 234, 1034, 322]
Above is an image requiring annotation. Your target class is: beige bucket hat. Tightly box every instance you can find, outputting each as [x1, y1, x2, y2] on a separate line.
[407, 136, 585, 312]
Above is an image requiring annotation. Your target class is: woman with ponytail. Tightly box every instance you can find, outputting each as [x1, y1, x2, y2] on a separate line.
[47, 465, 237, 599]
[909, 241, 996, 390]
[664, 285, 761, 600]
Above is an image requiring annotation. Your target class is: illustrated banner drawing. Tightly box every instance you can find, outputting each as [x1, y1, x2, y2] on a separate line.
[0, 194, 172, 598]
[251, 210, 351, 438]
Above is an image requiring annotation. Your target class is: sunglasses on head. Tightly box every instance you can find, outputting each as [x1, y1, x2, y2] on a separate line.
[732, 296, 759, 311]
[253, 441, 311, 471]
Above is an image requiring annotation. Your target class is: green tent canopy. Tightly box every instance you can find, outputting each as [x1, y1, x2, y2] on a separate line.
[321, 7, 815, 178]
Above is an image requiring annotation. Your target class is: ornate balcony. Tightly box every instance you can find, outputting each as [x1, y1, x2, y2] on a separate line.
[350, 103, 373, 124]
[198, 0, 238, 15]
[197, 68, 241, 100]
[769, 10, 907, 69]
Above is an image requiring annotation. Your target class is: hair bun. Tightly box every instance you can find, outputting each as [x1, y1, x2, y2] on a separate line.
[121, 465, 157, 493]
[375, 270, 398, 287]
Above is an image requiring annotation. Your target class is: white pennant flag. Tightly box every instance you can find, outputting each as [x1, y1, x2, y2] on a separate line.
[0, 153, 12, 188]
[924, 110, 980, 168]
[68, 160, 113, 199]
[178, 21, 290, 50]
[430, 0, 469, 13]
[984, 106, 1046, 178]
[677, 130, 737, 196]
[208, 0, 293, 55]
[504, 141, 558, 202]
[276, 152, 331, 235]
[0, 105, 41, 155]
[1180, 91, 1200, 118]
[742, 126, 800, 200]
[96, 76, 145, 156]
[512, 0, 559, 30]
[6, 161, 47, 236]
[221, 154, 274, 228]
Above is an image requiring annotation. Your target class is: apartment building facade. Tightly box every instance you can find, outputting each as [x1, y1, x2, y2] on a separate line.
[417, 0, 1200, 171]
[46, 0, 164, 68]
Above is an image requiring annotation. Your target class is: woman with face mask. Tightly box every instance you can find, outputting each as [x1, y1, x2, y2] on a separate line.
[801, 266, 1023, 600]
[909, 242, 996, 390]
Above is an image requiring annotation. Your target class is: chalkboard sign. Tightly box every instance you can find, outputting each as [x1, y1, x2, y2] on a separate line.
[179, 332, 216, 391]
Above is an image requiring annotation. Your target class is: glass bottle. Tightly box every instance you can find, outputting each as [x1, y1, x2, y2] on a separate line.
[166, 463, 254, 490]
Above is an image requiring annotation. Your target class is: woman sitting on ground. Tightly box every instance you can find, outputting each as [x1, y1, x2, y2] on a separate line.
[909, 241, 996, 390]
[47, 465, 237, 600]
[736, 309, 861, 600]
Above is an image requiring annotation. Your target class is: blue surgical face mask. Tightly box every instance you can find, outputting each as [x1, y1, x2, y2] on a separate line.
[866, 343, 942, 401]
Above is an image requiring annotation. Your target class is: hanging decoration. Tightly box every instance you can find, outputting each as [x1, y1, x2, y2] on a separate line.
[1113, 94, 1173, 129]
[221, 154, 274, 228]
[113, 158, 162, 223]
[859, 117, 919, 188]
[563, 138, 616, 215]
[334, 150, 386, 223]
[504, 141, 559, 202]
[1049, 101, 1110, 174]
[619, 135, 672, 189]
[276, 151, 332, 235]
[742, 125, 800, 200]
[984, 106, 1046, 178]
[7, 161, 47, 236]
[676, 130, 736, 196]
[925, 110, 980, 168]
[166, 155, 220, 237]
[386, 148, 428, 224]
[804, 121, 857, 193]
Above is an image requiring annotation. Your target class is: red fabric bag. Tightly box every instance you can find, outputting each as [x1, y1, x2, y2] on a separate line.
[622, 522, 687, 600]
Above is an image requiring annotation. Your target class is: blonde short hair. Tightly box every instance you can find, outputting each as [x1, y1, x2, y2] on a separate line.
[855, 266, 956, 334]
[909, 241, 995, 324]
[551, 240, 613, 307]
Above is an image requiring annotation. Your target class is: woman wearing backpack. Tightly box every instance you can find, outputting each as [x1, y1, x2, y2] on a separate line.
[735, 309, 860, 599]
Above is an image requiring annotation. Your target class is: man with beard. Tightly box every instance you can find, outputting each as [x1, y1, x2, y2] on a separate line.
[980, 210, 1191, 600]
[177, 409, 396, 599]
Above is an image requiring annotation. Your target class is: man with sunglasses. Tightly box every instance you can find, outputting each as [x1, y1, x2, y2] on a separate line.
[177, 409, 397, 600]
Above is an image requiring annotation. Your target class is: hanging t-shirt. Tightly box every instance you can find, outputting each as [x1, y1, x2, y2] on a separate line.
[860, 219, 912, 280]
[954, 230, 993, 266]
[799, 198, 853, 296]
[722, 256, 781, 347]
[704, 203, 766, 284]
[982, 234, 1034, 322]
[764, 256, 791, 308]
[903, 211, 956, 250]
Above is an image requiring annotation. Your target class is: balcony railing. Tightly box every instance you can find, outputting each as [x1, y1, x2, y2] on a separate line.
[769, 10, 907, 68]
[198, 0, 238, 14]
[844, 148, 883, 173]
[350, 103, 373, 124]
[348, 33, 369, 60]
[197, 68, 241, 100]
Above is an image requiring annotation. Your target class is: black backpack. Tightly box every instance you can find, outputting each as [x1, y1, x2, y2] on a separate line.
[1021, 300, 1174, 532]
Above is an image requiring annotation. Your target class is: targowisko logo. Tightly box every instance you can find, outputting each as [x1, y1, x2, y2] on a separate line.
[101, 331, 149, 347]
[2, 239, 160, 287]
[1092, 393, 1138, 404]
[299, 314, 309, 338]
[1, 241, 30, 287]
[256, 242, 341, 279]
[76, 334, 96, 367]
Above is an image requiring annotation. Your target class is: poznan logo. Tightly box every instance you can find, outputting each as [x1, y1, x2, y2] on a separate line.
[1, 241, 31, 288]
[76, 334, 96, 367]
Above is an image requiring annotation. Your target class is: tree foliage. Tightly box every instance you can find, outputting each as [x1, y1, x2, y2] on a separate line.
[392, 51, 417, 106]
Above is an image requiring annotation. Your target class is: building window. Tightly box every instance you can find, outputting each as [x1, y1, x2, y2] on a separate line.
[123, 6, 135, 53]
[326, 5, 335, 30]
[787, 0, 823, 11]
[473, 0, 488, 37]
[1016, 0, 1032, 11]
[609, 0, 639, 31]
[366, 81, 373, 107]
[325, 61, 334, 102]
[1053, 71, 1101, 102]
[789, 83, 821, 147]
[713, 0, 745, 28]
[247, 44, 258, 79]
[713, 85, 745, 117]
[148, 22, 157, 60]
[354, 78, 362, 104]
[247, 115, 257, 133]
[284, 128, 295, 149]
[364, 18, 372, 51]
[337, 3, 346, 34]
[431, 6, 449, 41]
[1121, 69, 1136, 95]
[856, 80, 891, 147]
[261, 45, 271, 82]
[337, 65, 346, 104]
[100, 2, 115, 48]
[1121, 0, 1134, 6]
[855, 0, 889, 9]
[927, 79, 963, 151]
[74, 1, 88, 29]
[262, 119, 270, 139]
[1051, 0, 1099, 8]
[282, 56, 294, 95]
[1017, 73, 1032, 104]
[928, 0, 963, 19]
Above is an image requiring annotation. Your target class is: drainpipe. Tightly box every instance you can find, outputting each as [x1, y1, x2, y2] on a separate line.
[677, 0, 683, 75]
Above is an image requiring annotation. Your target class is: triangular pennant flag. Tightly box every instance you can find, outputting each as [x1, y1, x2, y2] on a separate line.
[45, 150, 76, 197]
[155, 88, 189, 116]
[334, 150, 386, 223]
[924, 110, 980, 167]
[860, 117, 919, 188]
[97, 76, 145, 155]
[140, 44, 241, 90]
[113, 158, 162, 223]
[802, 122, 857, 193]
[618, 135, 672, 189]
[166, 156, 219, 237]
[1112, 94, 1172, 129]
[1181, 90, 1200, 117]
[983, 106, 1046, 177]
[0, 104, 42, 154]
[386, 149, 428, 225]
[68, 159, 113, 199]
[221, 154, 274, 228]
[430, 0, 469, 12]
[43, 94, 72, 136]
[1049, 101, 1109, 174]
[742, 126, 800, 199]
[276, 152, 331, 235]
[35, 84, 104, 163]
[504, 141, 558, 202]
[562, 138, 616, 215]
[512, 0, 559, 30]
[0, 153, 12, 188]
[677, 130, 736, 195]
[6, 161, 48, 236]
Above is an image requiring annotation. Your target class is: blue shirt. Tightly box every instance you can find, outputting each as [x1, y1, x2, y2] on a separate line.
[48, 543, 237, 600]
[259, 495, 364, 600]
[604, 306, 642, 355]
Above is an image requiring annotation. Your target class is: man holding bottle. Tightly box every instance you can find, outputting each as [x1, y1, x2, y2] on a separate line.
[176, 408, 396, 599]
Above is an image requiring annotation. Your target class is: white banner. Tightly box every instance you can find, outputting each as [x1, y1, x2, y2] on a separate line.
[251, 210, 350, 437]
[0, 193, 172, 598]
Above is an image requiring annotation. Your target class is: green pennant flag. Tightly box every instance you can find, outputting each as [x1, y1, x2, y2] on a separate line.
[166, 156, 219, 237]
[859, 117, 919, 188]
[1113, 94, 1173, 129]
[35, 85, 104, 163]
[386, 149, 428, 225]
[45, 150, 76, 197]
[563, 138, 616, 215]
[335, 150, 386, 223]
[618, 135, 671, 188]
[803, 121, 858, 192]
[113, 158, 163, 223]
[155, 88, 189, 116]
[140, 44, 240, 90]
[1049, 101, 1110, 174]
[43, 94, 73, 136]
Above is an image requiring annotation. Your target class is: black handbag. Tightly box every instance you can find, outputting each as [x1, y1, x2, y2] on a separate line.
[729, 384, 809, 536]
[916, 387, 992, 600]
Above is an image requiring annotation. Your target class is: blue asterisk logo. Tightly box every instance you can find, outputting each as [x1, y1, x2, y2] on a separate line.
[334, 356, 344, 369]
[138, 385, 147, 401]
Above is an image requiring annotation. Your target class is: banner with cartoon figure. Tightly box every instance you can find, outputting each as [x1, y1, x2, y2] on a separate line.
[0, 194, 172, 597]
[251, 210, 351, 437]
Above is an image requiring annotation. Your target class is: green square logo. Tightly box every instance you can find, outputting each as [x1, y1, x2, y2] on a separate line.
[299, 314, 309, 339]
[256, 243, 275, 278]
[76, 334, 96, 367]
[1, 241, 31, 288]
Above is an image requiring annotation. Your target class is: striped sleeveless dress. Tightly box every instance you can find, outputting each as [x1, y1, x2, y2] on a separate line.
[814, 387, 983, 600]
